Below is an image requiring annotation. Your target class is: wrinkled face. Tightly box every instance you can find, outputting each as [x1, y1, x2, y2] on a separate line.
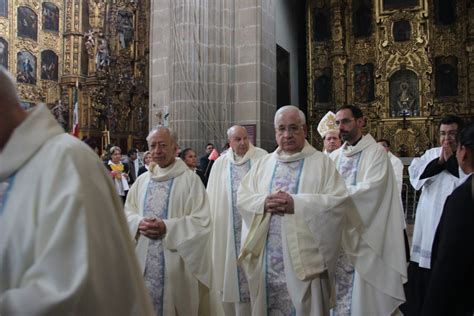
[336, 109, 364, 145]
[111, 149, 122, 164]
[143, 153, 152, 165]
[378, 141, 390, 153]
[275, 110, 307, 154]
[439, 123, 458, 152]
[324, 131, 341, 153]
[229, 127, 250, 156]
[148, 130, 177, 168]
[183, 150, 197, 169]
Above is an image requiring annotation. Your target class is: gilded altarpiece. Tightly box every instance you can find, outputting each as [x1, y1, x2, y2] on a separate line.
[0, 0, 150, 152]
[307, 0, 474, 156]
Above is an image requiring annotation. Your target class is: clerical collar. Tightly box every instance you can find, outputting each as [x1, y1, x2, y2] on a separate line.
[348, 136, 363, 147]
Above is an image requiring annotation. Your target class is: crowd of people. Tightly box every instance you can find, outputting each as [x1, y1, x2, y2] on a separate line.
[1, 64, 473, 316]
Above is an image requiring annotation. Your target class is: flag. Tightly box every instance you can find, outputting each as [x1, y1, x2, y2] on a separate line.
[208, 148, 219, 161]
[71, 82, 79, 137]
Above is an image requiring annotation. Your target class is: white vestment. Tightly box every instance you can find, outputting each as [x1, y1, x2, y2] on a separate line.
[408, 147, 466, 268]
[330, 134, 407, 315]
[237, 141, 349, 315]
[125, 159, 211, 315]
[0, 104, 153, 315]
[388, 152, 404, 197]
[207, 144, 267, 313]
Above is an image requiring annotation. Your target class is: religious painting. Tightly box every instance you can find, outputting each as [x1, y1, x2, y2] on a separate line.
[353, 0, 373, 38]
[42, 2, 59, 32]
[435, 56, 458, 98]
[17, 6, 38, 41]
[20, 101, 36, 110]
[314, 68, 332, 103]
[277, 45, 291, 107]
[0, 38, 8, 69]
[382, 0, 419, 10]
[312, 3, 331, 42]
[389, 69, 419, 117]
[41, 50, 58, 81]
[0, 0, 7, 17]
[393, 20, 411, 42]
[17, 51, 37, 84]
[435, 0, 456, 25]
[117, 11, 134, 49]
[353, 63, 375, 103]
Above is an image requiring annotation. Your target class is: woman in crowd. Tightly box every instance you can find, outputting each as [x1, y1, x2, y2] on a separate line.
[105, 146, 129, 203]
[137, 150, 152, 177]
[180, 147, 206, 186]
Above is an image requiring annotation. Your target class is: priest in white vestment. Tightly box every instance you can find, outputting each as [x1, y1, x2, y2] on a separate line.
[317, 111, 341, 155]
[0, 67, 154, 315]
[377, 138, 404, 195]
[207, 125, 267, 315]
[237, 106, 350, 316]
[125, 127, 211, 316]
[405, 115, 466, 315]
[329, 105, 407, 315]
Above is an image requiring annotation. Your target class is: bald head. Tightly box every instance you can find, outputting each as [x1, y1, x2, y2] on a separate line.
[227, 125, 250, 156]
[0, 67, 28, 152]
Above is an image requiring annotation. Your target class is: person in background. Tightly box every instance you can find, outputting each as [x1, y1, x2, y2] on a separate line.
[330, 104, 407, 315]
[421, 122, 474, 316]
[237, 106, 350, 315]
[199, 143, 216, 183]
[0, 66, 154, 315]
[124, 127, 212, 315]
[125, 148, 141, 185]
[207, 125, 267, 315]
[405, 115, 466, 315]
[138, 150, 152, 177]
[180, 147, 206, 185]
[317, 111, 341, 155]
[105, 146, 129, 203]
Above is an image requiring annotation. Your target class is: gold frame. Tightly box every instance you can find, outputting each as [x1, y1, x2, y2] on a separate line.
[375, 0, 428, 19]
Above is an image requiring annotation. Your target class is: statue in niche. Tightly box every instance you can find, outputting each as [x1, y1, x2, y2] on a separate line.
[354, 63, 374, 103]
[50, 99, 68, 130]
[0, 38, 8, 69]
[389, 69, 419, 117]
[106, 104, 117, 132]
[117, 11, 133, 49]
[136, 106, 146, 134]
[435, 56, 458, 97]
[353, 0, 372, 38]
[84, 30, 95, 57]
[96, 38, 109, 71]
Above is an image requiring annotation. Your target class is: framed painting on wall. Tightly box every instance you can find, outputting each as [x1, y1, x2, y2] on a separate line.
[17, 6, 38, 41]
[376, 0, 427, 17]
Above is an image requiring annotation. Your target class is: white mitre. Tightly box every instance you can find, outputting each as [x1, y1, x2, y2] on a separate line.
[317, 111, 338, 138]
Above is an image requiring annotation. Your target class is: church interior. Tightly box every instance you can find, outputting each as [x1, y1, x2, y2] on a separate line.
[0, 0, 473, 156]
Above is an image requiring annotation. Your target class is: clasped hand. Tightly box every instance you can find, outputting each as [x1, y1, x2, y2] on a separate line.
[138, 217, 166, 239]
[264, 190, 294, 215]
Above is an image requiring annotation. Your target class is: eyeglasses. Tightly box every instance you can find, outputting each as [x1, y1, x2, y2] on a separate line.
[275, 124, 304, 134]
[335, 118, 354, 126]
[439, 130, 457, 137]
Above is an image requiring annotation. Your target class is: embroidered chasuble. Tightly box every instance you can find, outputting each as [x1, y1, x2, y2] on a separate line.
[230, 162, 251, 302]
[266, 160, 302, 315]
[143, 179, 173, 315]
[332, 152, 361, 315]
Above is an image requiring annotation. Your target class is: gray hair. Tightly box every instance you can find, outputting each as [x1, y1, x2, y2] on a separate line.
[146, 126, 178, 144]
[0, 66, 21, 107]
[227, 125, 247, 139]
[274, 105, 306, 127]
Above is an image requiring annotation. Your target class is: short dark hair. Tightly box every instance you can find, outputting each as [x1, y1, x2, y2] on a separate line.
[206, 143, 214, 148]
[127, 148, 138, 157]
[336, 104, 364, 119]
[180, 147, 194, 159]
[458, 122, 474, 155]
[439, 115, 464, 130]
[377, 139, 390, 148]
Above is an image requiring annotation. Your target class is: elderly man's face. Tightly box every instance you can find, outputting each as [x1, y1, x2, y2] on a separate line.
[275, 111, 307, 154]
[324, 131, 341, 153]
[229, 127, 250, 156]
[148, 129, 177, 168]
